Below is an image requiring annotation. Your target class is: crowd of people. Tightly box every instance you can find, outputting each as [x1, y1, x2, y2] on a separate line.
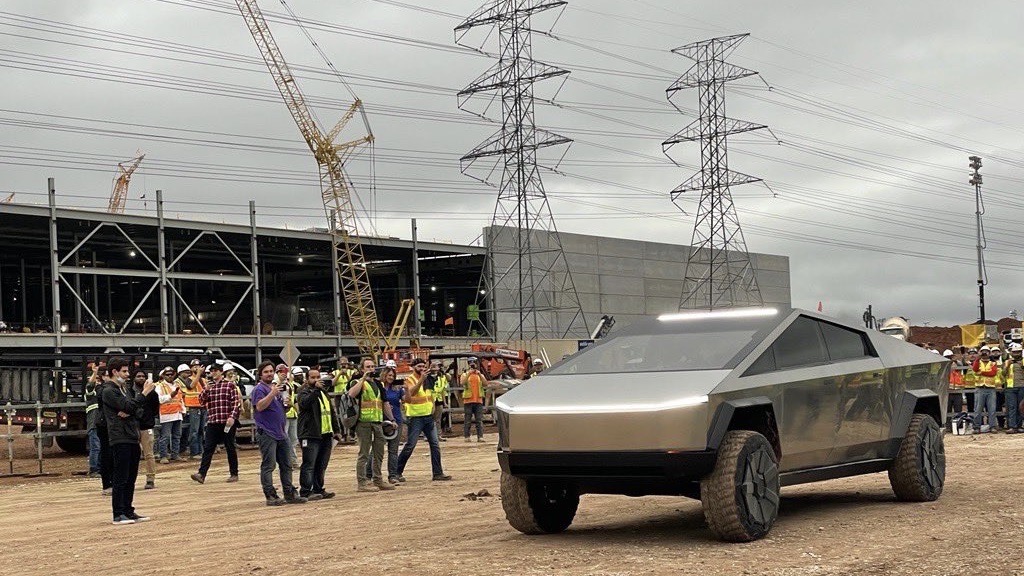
[940, 342, 1024, 433]
[82, 353, 530, 525]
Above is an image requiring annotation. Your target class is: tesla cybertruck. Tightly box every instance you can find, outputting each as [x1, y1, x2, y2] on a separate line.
[495, 307, 948, 542]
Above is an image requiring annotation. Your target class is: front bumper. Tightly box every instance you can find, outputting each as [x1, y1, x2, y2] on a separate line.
[497, 449, 716, 497]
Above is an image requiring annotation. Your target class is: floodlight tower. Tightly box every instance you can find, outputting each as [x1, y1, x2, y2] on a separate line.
[455, 0, 588, 341]
[969, 155, 986, 323]
[663, 33, 765, 311]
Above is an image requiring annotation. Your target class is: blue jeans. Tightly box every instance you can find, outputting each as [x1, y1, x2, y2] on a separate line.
[1005, 387, 1024, 429]
[158, 419, 183, 459]
[256, 429, 295, 498]
[974, 388, 999, 430]
[396, 416, 444, 477]
[87, 428, 101, 473]
[187, 408, 207, 457]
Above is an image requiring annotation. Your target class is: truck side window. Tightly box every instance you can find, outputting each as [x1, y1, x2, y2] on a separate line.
[818, 321, 874, 361]
[772, 316, 829, 370]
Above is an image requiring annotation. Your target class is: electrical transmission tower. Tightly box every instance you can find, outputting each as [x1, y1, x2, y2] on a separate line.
[455, 0, 588, 341]
[663, 33, 766, 311]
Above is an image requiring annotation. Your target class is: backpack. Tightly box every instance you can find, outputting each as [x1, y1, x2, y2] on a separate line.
[339, 389, 360, 430]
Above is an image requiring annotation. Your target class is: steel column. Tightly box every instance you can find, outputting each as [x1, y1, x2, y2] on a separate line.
[411, 218, 422, 338]
[330, 241, 343, 360]
[47, 178, 61, 349]
[19, 257, 26, 324]
[250, 200, 262, 362]
[156, 190, 169, 344]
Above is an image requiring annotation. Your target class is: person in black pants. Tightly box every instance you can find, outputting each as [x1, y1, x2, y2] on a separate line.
[191, 363, 241, 484]
[296, 368, 341, 500]
[99, 358, 155, 525]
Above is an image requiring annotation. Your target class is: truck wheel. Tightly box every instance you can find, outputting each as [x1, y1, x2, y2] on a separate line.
[501, 472, 579, 534]
[701, 430, 780, 542]
[888, 413, 945, 501]
[56, 436, 88, 455]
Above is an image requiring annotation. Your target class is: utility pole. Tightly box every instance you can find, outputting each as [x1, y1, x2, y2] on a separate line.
[969, 155, 986, 323]
[455, 0, 588, 341]
[663, 34, 766, 311]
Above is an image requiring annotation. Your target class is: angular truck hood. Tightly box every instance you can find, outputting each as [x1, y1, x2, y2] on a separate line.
[496, 370, 731, 414]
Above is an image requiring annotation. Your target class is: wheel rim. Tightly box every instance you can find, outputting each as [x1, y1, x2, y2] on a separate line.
[740, 445, 780, 525]
[919, 424, 944, 490]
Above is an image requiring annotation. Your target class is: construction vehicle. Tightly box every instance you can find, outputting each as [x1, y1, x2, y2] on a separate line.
[469, 344, 534, 380]
[879, 316, 911, 341]
[107, 153, 145, 214]
[0, 348, 244, 454]
[236, 0, 384, 360]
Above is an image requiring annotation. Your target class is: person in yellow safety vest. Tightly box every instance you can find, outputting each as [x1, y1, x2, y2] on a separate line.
[427, 361, 450, 440]
[183, 360, 207, 460]
[395, 358, 452, 482]
[275, 365, 301, 467]
[972, 347, 1001, 433]
[347, 357, 397, 492]
[460, 357, 487, 443]
[1003, 344, 1024, 433]
[332, 357, 358, 443]
[85, 364, 103, 477]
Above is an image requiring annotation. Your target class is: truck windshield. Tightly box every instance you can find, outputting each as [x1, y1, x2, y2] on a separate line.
[547, 330, 758, 375]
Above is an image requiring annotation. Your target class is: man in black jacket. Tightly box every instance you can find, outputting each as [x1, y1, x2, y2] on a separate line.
[100, 358, 155, 525]
[296, 368, 341, 500]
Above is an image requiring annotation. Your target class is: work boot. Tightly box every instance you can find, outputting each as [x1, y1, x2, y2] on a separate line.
[190, 473, 205, 485]
[265, 492, 285, 507]
[432, 474, 453, 481]
[144, 479, 155, 490]
[305, 493, 324, 502]
[226, 475, 239, 483]
[284, 489, 307, 504]
[373, 478, 396, 491]
[357, 481, 376, 493]
[159, 457, 170, 465]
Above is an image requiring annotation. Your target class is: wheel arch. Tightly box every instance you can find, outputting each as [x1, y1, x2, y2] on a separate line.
[891, 389, 943, 440]
[708, 397, 781, 460]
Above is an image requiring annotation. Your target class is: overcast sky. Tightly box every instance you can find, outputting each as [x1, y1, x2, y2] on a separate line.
[2, 0, 1023, 327]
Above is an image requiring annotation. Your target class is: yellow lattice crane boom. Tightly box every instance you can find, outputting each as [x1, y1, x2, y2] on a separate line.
[107, 153, 145, 214]
[235, 0, 384, 358]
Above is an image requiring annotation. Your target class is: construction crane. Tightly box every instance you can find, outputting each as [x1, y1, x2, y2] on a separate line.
[235, 0, 384, 358]
[107, 153, 145, 214]
[384, 299, 415, 352]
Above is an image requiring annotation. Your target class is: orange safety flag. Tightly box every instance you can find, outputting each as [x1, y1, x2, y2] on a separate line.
[960, 324, 987, 347]
[444, 316, 454, 326]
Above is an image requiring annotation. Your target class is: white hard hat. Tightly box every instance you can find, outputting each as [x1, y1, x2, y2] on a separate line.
[381, 420, 398, 440]
[942, 349, 953, 357]
[222, 361, 235, 372]
[1012, 343, 1023, 352]
[291, 366, 304, 375]
[161, 366, 175, 375]
[384, 359, 397, 369]
[533, 358, 543, 364]
[980, 346, 990, 352]
[176, 363, 190, 373]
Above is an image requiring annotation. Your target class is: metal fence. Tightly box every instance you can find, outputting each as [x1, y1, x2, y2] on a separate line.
[3, 400, 86, 477]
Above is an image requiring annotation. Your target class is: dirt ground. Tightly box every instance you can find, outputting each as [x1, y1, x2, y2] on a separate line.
[2, 431, 1024, 576]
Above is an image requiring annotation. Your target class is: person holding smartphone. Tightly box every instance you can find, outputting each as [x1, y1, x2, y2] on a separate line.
[347, 358, 397, 492]
[251, 360, 306, 506]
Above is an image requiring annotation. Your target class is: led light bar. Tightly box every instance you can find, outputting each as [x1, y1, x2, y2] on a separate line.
[657, 307, 778, 322]
[496, 395, 709, 415]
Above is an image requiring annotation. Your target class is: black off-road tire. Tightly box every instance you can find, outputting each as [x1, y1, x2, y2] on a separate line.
[888, 413, 945, 501]
[700, 430, 780, 542]
[500, 472, 579, 534]
[55, 435, 88, 455]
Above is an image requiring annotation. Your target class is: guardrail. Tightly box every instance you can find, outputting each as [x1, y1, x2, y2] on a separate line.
[3, 400, 86, 477]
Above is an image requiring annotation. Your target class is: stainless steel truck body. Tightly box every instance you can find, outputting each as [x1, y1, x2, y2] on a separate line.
[495, 307, 948, 541]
